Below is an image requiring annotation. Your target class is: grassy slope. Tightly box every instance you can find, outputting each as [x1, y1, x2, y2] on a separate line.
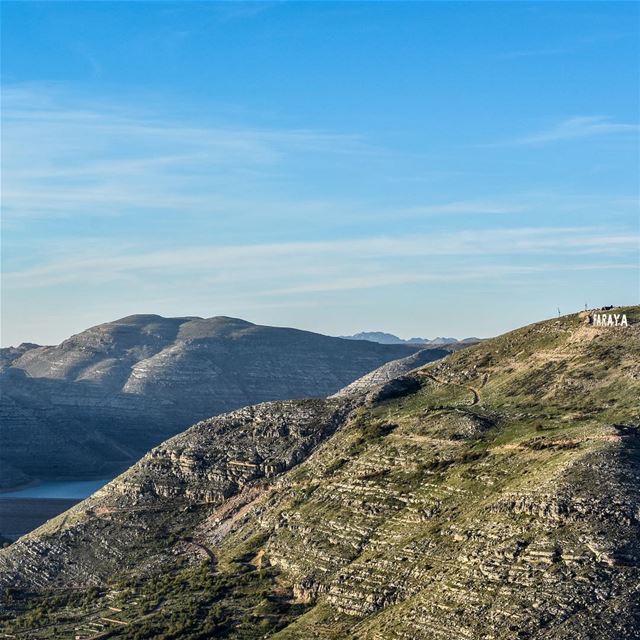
[2, 307, 639, 639]
[263, 307, 640, 638]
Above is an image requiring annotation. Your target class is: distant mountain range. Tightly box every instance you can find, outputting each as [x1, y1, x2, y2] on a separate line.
[0, 314, 455, 491]
[341, 331, 481, 345]
[2, 307, 638, 639]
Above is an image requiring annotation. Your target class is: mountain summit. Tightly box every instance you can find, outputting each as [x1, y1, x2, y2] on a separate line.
[341, 331, 480, 346]
[0, 314, 447, 491]
[1, 306, 638, 638]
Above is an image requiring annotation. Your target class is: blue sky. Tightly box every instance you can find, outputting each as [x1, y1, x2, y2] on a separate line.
[1, 1, 638, 346]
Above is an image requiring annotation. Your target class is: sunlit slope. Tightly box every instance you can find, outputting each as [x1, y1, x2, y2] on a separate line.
[1, 306, 638, 639]
[265, 305, 640, 638]
[0, 314, 428, 489]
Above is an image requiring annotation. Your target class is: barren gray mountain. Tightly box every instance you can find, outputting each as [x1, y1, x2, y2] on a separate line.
[0, 314, 448, 490]
[1, 307, 638, 639]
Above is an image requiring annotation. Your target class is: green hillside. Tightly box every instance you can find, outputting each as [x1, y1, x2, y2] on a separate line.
[1, 306, 639, 639]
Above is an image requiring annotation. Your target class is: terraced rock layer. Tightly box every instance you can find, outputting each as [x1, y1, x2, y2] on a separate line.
[1, 306, 638, 639]
[0, 314, 431, 489]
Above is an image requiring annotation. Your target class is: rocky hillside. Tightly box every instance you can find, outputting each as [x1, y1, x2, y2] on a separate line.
[0, 315, 434, 490]
[1, 306, 638, 639]
[330, 348, 446, 398]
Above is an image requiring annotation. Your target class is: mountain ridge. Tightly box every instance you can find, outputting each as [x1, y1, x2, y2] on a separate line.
[1, 306, 638, 638]
[1, 314, 446, 491]
[341, 331, 481, 345]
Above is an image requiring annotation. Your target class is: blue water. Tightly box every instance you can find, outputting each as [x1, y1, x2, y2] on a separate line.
[0, 478, 113, 499]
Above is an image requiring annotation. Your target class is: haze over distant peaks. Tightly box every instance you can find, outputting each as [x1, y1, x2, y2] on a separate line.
[341, 331, 481, 346]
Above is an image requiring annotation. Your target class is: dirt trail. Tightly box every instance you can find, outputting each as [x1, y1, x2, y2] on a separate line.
[419, 372, 481, 406]
[179, 491, 269, 571]
[490, 433, 625, 454]
[179, 536, 217, 572]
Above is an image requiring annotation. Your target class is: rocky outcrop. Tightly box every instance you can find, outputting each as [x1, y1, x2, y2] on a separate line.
[0, 342, 41, 369]
[1, 306, 638, 639]
[0, 397, 357, 591]
[331, 348, 450, 398]
[0, 314, 424, 489]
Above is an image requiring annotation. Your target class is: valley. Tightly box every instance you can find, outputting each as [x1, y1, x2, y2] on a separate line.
[1, 306, 638, 639]
[0, 314, 444, 493]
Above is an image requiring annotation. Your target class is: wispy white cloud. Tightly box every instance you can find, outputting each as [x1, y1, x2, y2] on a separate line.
[5, 86, 635, 228]
[4, 226, 636, 291]
[1, 85, 548, 224]
[1, 85, 370, 220]
[495, 33, 629, 61]
[261, 262, 636, 296]
[398, 200, 526, 216]
[497, 45, 581, 60]
[510, 116, 639, 145]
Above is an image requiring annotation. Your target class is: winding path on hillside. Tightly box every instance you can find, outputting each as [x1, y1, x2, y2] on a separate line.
[179, 536, 217, 572]
[419, 372, 481, 406]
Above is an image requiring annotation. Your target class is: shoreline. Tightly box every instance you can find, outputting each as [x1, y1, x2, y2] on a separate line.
[0, 470, 126, 496]
[0, 476, 116, 500]
[0, 496, 81, 542]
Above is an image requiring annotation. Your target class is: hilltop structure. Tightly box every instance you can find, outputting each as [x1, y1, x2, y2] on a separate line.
[1, 306, 638, 639]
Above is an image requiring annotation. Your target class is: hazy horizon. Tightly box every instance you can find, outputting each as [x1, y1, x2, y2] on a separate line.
[5, 309, 493, 348]
[4, 305, 636, 349]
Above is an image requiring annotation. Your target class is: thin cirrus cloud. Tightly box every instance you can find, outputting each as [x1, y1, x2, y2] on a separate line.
[509, 116, 640, 145]
[4, 86, 635, 227]
[495, 33, 630, 61]
[4, 226, 637, 291]
[2, 85, 372, 220]
[396, 200, 526, 216]
[2, 84, 553, 228]
[497, 45, 582, 60]
[261, 263, 636, 297]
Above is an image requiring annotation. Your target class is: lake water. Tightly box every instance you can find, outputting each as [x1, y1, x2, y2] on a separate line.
[1, 478, 113, 499]
[0, 498, 80, 542]
[0, 478, 115, 541]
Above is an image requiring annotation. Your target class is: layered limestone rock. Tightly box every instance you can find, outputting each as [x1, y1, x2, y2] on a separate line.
[1, 306, 638, 639]
[0, 314, 431, 489]
[0, 398, 357, 591]
[331, 348, 453, 398]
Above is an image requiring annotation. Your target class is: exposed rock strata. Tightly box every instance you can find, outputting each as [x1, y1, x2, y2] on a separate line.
[1, 306, 638, 639]
[0, 314, 433, 489]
